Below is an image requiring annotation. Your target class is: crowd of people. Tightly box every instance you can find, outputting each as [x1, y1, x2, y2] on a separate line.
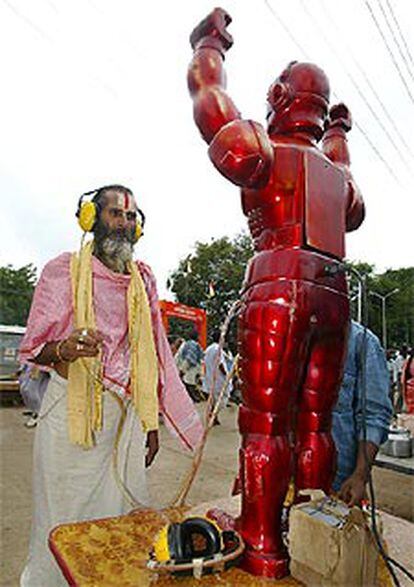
[172, 330, 238, 425]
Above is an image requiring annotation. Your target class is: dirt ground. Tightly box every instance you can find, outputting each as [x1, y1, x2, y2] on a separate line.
[1, 401, 413, 587]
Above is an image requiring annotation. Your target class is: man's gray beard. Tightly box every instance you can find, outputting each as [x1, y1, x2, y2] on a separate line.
[93, 218, 135, 273]
[99, 237, 133, 273]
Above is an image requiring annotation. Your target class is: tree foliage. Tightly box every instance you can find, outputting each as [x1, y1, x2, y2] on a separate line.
[0, 264, 37, 326]
[347, 261, 413, 348]
[369, 267, 413, 348]
[169, 242, 413, 352]
[168, 233, 253, 350]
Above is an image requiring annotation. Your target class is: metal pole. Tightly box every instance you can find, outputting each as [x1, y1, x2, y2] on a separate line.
[369, 289, 399, 350]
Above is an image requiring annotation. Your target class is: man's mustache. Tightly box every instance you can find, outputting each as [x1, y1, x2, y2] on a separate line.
[107, 227, 130, 239]
[95, 221, 135, 243]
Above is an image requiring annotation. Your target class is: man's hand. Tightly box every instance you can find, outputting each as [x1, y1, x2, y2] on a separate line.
[59, 328, 104, 362]
[190, 7, 233, 53]
[338, 471, 367, 506]
[145, 430, 159, 468]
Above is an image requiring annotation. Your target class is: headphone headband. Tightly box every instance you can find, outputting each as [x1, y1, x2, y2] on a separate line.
[76, 186, 145, 239]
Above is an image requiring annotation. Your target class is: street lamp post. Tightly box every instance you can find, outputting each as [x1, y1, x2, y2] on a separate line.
[369, 288, 399, 350]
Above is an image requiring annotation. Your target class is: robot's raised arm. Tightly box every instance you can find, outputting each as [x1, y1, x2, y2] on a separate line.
[188, 8, 240, 143]
[322, 103, 365, 231]
[188, 9, 273, 189]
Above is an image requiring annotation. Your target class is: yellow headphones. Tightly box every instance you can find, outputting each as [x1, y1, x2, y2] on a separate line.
[153, 517, 223, 564]
[76, 188, 145, 242]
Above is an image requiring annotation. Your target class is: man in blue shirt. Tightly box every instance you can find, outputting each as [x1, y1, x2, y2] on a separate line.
[332, 321, 393, 505]
[176, 330, 205, 402]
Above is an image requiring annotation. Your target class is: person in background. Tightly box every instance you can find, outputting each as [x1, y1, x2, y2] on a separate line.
[386, 348, 400, 411]
[176, 329, 205, 402]
[332, 321, 393, 506]
[394, 344, 409, 412]
[401, 347, 414, 414]
[19, 364, 50, 428]
[170, 336, 185, 357]
[202, 332, 234, 425]
[394, 344, 409, 375]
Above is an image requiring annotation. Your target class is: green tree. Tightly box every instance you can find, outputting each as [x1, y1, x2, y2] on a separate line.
[338, 261, 413, 349]
[369, 267, 414, 349]
[0, 264, 37, 326]
[168, 233, 253, 350]
[169, 240, 413, 352]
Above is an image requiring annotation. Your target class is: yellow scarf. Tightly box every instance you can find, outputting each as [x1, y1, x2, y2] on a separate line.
[68, 240, 159, 448]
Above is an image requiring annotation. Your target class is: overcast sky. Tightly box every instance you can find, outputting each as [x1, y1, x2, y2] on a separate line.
[0, 0, 413, 298]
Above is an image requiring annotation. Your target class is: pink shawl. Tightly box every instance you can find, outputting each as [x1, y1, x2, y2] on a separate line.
[19, 252, 203, 451]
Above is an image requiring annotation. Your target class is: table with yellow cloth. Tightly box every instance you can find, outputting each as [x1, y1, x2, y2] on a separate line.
[49, 502, 393, 587]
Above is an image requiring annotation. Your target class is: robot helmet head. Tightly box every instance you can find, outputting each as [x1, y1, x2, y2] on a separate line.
[266, 61, 330, 142]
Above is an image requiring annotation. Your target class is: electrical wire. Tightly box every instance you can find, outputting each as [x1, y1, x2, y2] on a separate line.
[264, 0, 308, 58]
[299, 0, 413, 177]
[78, 273, 243, 512]
[384, 0, 414, 70]
[172, 299, 242, 506]
[319, 0, 414, 161]
[263, 0, 403, 185]
[352, 121, 401, 184]
[364, 0, 414, 107]
[376, 0, 414, 85]
[84, 0, 145, 62]
[2, 0, 53, 42]
[358, 270, 400, 587]
[2, 0, 121, 99]
[348, 265, 414, 586]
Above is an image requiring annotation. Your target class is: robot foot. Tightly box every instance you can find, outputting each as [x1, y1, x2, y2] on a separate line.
[241, 548, 289, 579]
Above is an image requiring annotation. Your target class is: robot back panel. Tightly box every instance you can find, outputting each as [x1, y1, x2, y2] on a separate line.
[242, 144, 347, 259]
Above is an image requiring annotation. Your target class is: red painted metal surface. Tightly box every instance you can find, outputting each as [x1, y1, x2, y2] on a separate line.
[188, 8, 364, 579]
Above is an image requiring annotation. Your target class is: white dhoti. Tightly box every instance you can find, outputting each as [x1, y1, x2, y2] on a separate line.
[21, 372, 148, 587]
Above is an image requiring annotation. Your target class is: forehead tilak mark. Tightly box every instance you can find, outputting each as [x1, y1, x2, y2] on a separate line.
[113, 192, 135, 211]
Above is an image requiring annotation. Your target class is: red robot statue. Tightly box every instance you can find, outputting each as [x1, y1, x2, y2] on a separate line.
[188, 8, 365, 579]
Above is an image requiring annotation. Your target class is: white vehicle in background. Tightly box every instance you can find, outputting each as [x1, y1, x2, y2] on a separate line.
[0, 324, 26, 402]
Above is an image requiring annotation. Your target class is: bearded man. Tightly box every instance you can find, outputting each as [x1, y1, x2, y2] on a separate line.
[19, 185, 203, 586]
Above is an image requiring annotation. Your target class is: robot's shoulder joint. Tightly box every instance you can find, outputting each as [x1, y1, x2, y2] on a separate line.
[208, 119, 273, 188]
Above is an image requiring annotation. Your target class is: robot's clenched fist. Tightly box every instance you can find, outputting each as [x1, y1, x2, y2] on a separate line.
[190, 7, 233, 54]
[326, 102, 352, 132]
